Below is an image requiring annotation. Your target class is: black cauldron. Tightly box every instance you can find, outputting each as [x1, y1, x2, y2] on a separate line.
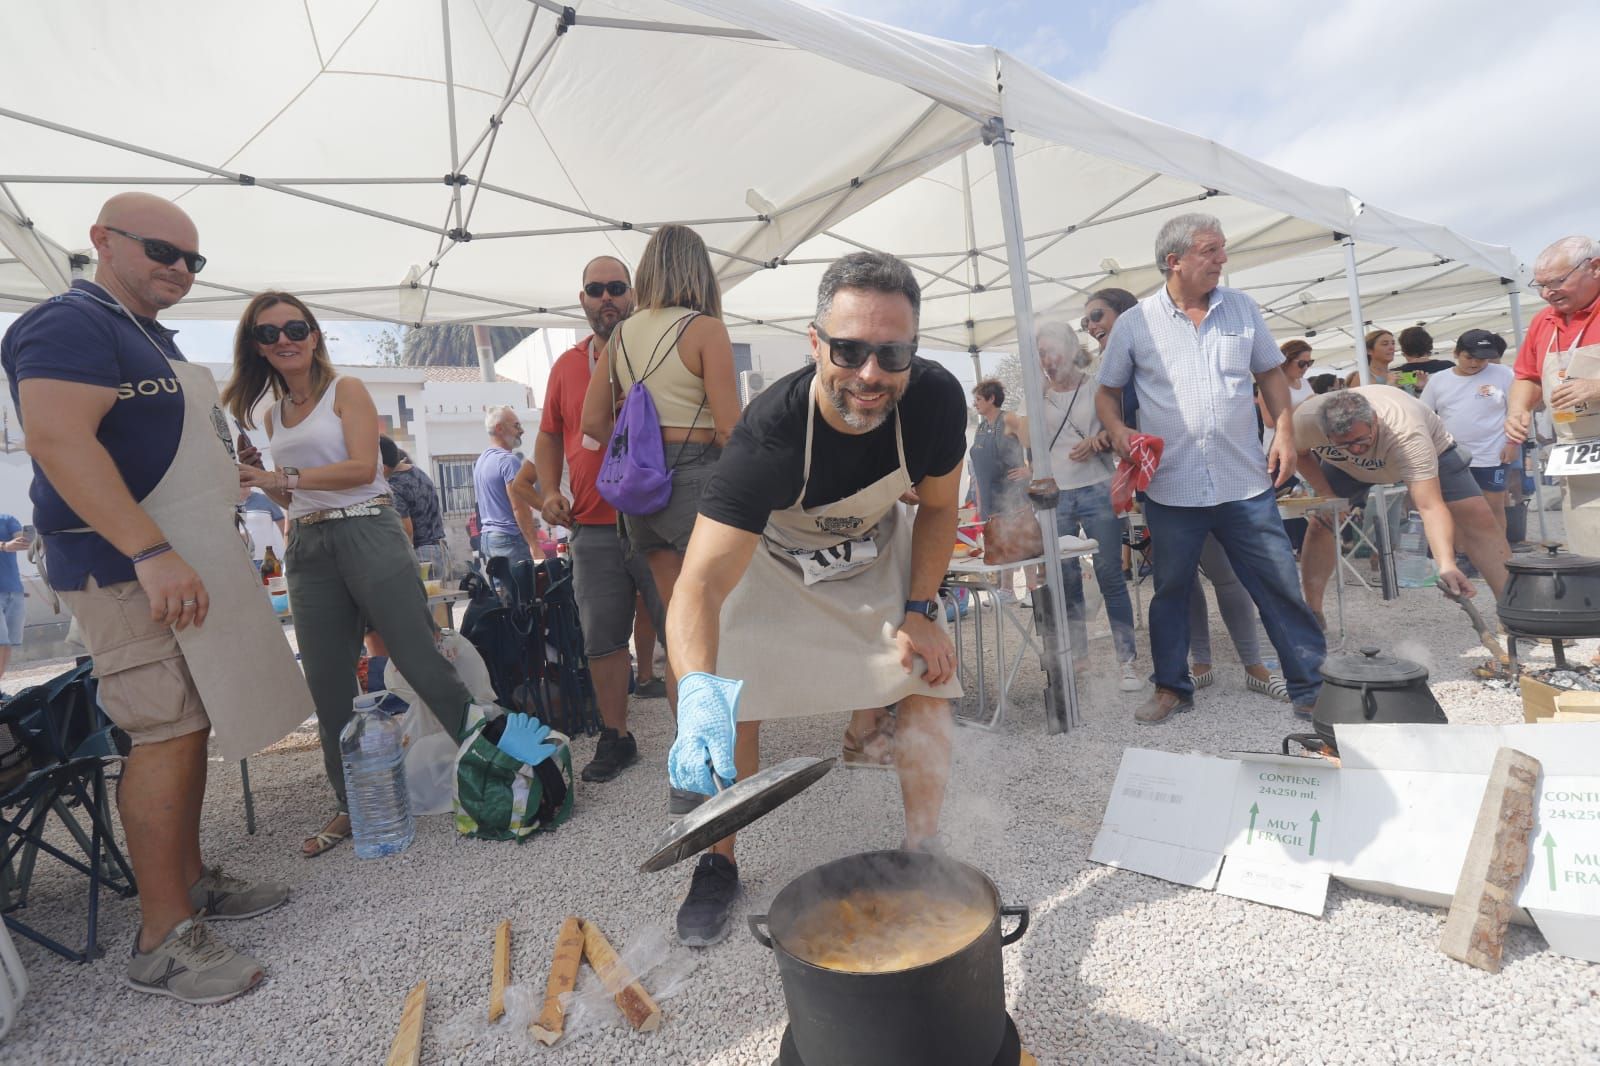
[1497, 544, 1600, 638]
[1286, 646, 1447, 755]
[748, 850, 1029, 1066]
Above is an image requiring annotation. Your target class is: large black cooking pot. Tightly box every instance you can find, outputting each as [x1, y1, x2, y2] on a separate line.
[1288, 646, 1447, 754]
[748, 850, 1029, 1066]
[1497, 544, 1600, 637]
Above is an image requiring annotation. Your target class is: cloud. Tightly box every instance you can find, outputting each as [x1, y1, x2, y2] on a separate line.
[1071, 0, 1600, 259]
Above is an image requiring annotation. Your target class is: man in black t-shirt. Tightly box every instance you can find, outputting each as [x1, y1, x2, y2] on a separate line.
[662, 251, 968, 947]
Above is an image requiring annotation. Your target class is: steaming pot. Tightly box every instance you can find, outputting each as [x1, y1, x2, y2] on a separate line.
[748, 849, 1029, 1066]
[1292, 646, 1446, 755]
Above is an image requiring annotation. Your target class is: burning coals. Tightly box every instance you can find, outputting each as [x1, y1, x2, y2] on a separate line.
[1474, 660, 1600, 693]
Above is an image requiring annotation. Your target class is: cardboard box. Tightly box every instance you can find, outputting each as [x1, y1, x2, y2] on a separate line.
[1521, 676, 1562, 722]
[1553, 691, 1600, 720]
[1094, 724, 1600, 962]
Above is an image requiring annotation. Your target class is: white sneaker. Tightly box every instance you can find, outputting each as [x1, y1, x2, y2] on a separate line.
[1119, 661, 1144, 692]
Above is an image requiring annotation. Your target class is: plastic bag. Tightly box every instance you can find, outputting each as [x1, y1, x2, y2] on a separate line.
[386, 632, 502, 816]
[555, 925, 698, 1044]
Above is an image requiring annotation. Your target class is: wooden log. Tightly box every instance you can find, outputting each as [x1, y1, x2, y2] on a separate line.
[530, 915, 585, 1045]
[488, 919, 512, 1023]
[386, 980, 427, 1066]
[581, 919, 662, 1033]
[1439, 747, 1541, 973]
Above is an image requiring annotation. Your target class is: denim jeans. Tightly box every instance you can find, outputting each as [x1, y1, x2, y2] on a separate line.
[1144, 489, 1325, 705]
[1055, 483, 1136, 662]
[481, 529, 533, 565]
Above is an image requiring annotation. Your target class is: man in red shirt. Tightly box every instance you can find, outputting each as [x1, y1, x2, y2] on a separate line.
[1506, 235, 1600, 554]
[512, 256, 666, 782]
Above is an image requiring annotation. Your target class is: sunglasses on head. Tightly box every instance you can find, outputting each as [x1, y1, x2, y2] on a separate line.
[252, 320, 313, 345]
[584, 281, 630, 298]
[813, 324, 917, 373]
[106, 226, 206, 273]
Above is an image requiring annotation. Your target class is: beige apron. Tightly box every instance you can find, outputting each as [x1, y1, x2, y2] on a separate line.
[1541, 320, 1600, 554]
[716, 382, 962, 720]
[81, 303, 316, 760]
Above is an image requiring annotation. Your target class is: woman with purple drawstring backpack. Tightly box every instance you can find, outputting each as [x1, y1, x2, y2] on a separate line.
[581, 225, 741, 710]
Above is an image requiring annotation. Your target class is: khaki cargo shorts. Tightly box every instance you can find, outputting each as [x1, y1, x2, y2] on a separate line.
[59, 578, 209, 746]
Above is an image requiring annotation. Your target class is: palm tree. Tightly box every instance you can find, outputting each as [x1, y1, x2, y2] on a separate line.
[401, 324, 533, 367]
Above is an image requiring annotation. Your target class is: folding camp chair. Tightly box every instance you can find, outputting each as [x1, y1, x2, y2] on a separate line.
[0, 664, 136, 963]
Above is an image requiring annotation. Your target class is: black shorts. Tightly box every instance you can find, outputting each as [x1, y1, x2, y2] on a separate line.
[1470, 464, 1509, 493]
[1319, 443, 1481, 507]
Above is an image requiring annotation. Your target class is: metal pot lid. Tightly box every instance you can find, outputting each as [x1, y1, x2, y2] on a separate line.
[1506, 543, 1600, 573]
[1320, 646, 1429, 686]
[639, 756, 835, 874]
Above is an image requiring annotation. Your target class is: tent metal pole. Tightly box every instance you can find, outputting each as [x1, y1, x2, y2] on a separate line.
[987, 115, 1075, 733]
[521, 0, 773, 39]
[457, 25, 564, 168]
[440, 0, 465, 231]
[1342, 236, 1399, 599]
[0, 189, 70, 291]
[1509, 288, 1549, 543]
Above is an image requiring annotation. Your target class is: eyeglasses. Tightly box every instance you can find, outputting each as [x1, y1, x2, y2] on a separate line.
[1530, 258, 1592, 293]
[1331, 428, 1377, 454]
[105, 226, 206, 274]
[813, 324, 917, 373]
[252, 320, 313, 345]
[1295, 359, 1314, 369]
[583, 281, 630, 298]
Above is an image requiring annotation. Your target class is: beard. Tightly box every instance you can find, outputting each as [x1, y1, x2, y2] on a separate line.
[586, 302, 624, 339]
[822, 374, 903, 432]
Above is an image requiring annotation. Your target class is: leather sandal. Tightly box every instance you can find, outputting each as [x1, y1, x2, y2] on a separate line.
[302, 815, 351, 858]
[841, 712, 896, 770]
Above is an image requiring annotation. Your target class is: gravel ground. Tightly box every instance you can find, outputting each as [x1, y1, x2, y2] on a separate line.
[5, 565, 1599, 1064]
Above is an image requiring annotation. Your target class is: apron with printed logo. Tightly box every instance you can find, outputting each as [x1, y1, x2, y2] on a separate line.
[1540, 319, 1600, 554]
[715, 381, 963, 720]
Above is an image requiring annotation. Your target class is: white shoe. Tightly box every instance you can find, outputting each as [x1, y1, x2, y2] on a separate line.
[1119, 662, 1144, 692]
[992, 588, 1017, 606]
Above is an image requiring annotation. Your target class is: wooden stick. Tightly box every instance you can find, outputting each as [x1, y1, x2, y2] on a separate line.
[580, 919, 662, 1033]
[531, 915, 585, 1045]
[488, 919, 512, 1022]
[386, 980, 427, 1066]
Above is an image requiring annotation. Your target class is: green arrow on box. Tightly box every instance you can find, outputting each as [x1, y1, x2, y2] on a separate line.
[1308, 810, 1321, 856]
[1247, 802, 1258, 845]
[1544, 831, 1557, 892]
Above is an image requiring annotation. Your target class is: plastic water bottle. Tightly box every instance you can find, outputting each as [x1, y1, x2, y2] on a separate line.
[340, 692, 415, 858]
[1396, 511, 1435, 588]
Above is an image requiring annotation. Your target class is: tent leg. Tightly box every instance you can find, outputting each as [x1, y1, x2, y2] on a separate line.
[1510, 289, 1550, 544]
[987, 116, 1076, 732]
[1342, 237, 1398, 599]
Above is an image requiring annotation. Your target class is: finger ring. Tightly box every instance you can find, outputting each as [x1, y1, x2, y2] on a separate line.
[181, 598, 197, 606]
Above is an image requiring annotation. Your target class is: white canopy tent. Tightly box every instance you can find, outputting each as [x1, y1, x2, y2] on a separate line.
[0, 0, 1530, 728]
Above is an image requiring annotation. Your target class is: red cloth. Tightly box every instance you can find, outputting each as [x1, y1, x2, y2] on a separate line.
[537, 335, 616, 527]
[1111, 433, 1164, 514]
[1512, 291, 1600, 382]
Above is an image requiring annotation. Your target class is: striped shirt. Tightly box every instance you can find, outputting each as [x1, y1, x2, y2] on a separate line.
[1098, 285, 1284, 507]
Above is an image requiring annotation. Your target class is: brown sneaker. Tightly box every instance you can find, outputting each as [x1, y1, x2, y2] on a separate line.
[189, 865, 290, 921]
[126, 918, 265, 1005]
[1134, 688, 1192, 724]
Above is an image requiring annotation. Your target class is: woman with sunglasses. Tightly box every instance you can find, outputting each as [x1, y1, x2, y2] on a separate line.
[581, 225, 740, 707]
[1259, 338, 1317, 454]
[223, 293, 475, 857]
[1346, 329, 1396, 388]
[1084, 288, 1290, 702]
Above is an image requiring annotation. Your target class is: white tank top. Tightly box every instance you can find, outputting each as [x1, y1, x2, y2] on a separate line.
[269, 380, 388, 518]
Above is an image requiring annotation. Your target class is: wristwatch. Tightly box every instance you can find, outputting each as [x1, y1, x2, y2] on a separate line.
[904, 599, 940, 621]
[281, 466, 301, 490]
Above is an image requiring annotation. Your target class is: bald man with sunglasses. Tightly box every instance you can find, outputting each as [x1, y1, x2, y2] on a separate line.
[660, 251, 967, 947]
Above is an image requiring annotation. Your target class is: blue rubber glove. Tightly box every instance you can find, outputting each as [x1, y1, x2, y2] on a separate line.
[497, 712, 558, 765]
[668, 672, 743, 797]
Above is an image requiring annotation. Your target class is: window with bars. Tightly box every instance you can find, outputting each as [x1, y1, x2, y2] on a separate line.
[433, 455, 479, 515]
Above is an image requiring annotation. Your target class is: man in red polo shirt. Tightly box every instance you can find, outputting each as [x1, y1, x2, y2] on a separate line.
[1506, 236, 1600, 554]
[511, 256, 666, 782]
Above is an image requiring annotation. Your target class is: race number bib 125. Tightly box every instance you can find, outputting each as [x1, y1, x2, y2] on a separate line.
[1545, 439, 1600, 477]
[783, 534, 879, 585]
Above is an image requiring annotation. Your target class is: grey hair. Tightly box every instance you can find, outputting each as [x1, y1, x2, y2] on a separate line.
[1155, 212, 1225, 276]
[1535, 236, 1600, 274]
[484, 404, 517, 433]
[814, 251, 921, 330]
[1034, 318, 1082, 361]
[1318, 390, 1376, 438]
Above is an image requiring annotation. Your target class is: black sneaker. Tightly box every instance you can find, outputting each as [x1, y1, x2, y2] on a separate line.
[580, 728, 637, 783]
[633, 677, 667, 700]
[676, 854, 740, 947]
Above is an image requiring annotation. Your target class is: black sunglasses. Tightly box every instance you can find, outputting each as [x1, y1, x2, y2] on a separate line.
[106, 226, 206, 274]
[584, 281, 630, 298]
[813, 323, 917, 373]
[252, 320, 313, 345]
